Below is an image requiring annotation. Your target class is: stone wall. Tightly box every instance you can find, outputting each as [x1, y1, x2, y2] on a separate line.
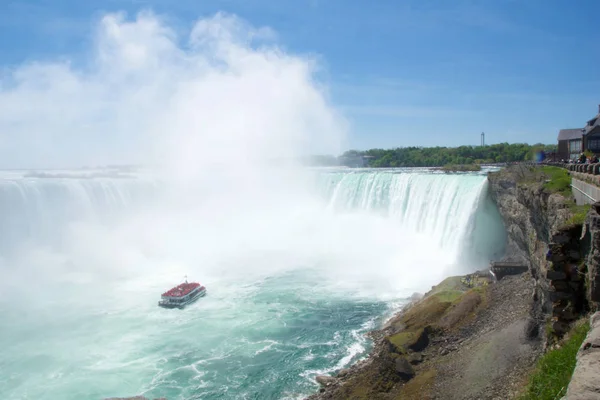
[546, 227, 588, 336]
[583, 203, 600, 311]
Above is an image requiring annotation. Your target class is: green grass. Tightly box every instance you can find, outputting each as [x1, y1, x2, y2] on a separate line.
[541, 166, 572, 196]
[566, 203, 591, 226]
[432, 290, 464, 303]
[537, 166, 591, 226]
[519, 320, 590, 400]
[427, 276, 465, 295]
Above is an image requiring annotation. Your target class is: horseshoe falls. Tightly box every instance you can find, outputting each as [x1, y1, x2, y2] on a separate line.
[0, 167, 506, 400]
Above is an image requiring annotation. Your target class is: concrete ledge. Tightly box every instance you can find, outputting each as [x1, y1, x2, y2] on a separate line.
[572, 178, 600, 205]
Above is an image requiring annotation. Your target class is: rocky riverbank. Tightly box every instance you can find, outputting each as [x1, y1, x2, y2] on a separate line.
[306, 164, 600, 400]
[305, 271, 541, 400]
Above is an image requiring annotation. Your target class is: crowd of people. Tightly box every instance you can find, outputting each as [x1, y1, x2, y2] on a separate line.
[563, 153, 600, 164]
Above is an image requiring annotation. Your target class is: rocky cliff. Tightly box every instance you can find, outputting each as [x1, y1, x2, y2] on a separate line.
[487, 165, 588, 338]
[487, 165, 600, 400]
[487, 165, 572, 264]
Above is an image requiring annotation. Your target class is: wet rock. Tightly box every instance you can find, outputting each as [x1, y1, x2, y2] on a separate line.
[337, 368, 350, 378]
[316, 375, 337, 387]
[394, 356, 415, 380]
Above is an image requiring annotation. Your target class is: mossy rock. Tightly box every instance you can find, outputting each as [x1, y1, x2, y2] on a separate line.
[398, 295, 453, 332]
[388, 326, 430, 353]
[439, 290, 483, 330]
[393, 355, 415, 380]
[395, 368, 437, 400]
[390, 274, 490, 335]
[334, 358, 402, 400]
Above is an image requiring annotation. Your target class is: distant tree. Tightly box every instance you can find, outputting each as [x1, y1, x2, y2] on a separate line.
[337, 143, 554, 168]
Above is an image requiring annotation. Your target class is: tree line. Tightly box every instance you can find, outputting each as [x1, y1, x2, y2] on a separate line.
[334, 143, 557, 168]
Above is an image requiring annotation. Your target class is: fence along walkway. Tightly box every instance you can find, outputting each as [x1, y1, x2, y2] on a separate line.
[562, 163, 600, 204]
[528, 162, 600, 205]
[489, 261, 529, 281]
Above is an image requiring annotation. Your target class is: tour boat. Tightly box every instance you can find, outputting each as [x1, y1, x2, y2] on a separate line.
[158, 278, 206, 309]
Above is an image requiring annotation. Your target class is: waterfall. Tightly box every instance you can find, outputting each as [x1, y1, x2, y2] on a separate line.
[317, 168, 506, 270]
[0, 168, 506, 273]
[0, 171, 158, 254]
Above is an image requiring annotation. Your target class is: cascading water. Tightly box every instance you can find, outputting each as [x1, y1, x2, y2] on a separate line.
[0, 167, 506, 400]
[317, 168, 506, 273]
[0, 171, 159, 256]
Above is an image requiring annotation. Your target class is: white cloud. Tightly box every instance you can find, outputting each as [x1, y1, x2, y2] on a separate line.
[0, 10, 345, 170]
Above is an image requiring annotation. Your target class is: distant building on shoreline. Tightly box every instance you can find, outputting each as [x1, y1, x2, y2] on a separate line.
[557, 105, 600, 160]
[558, 128, 584, 161]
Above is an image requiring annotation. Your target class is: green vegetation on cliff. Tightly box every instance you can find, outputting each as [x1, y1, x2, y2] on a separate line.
[441, 164, 482, 172]
[340, 143, 556, 168]
[567, 204, 591, 226]
[507, 165, 591, 228]
[540, 166, 572, 196]
[519, 320, 590, 400]
[536, 166, 592, 226]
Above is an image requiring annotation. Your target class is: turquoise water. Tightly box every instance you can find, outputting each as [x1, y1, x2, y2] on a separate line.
[0, 168, 505, 400]
[1, 271, 390, 399]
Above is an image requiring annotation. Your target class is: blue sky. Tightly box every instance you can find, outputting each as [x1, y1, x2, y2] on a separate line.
[1, 0, 600, 155]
